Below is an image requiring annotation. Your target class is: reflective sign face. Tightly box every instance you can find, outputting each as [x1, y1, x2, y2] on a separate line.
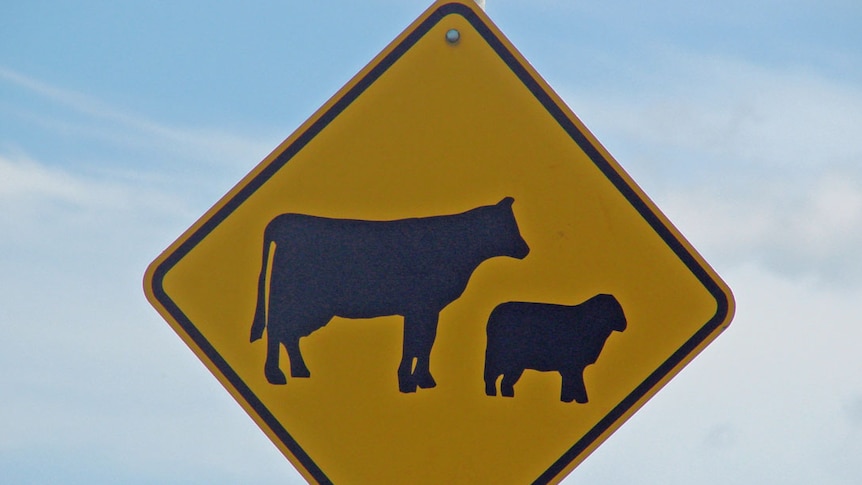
[144, 1, 734, 483]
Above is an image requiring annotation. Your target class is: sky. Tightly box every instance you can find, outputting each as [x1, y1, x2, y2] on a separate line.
[1, 0, 861, 483]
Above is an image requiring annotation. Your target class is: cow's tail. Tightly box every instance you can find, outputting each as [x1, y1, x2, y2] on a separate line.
[250, 233, 273, 343]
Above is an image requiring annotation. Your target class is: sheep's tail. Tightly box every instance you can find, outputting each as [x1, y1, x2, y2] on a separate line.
[250, 234, 273, 342]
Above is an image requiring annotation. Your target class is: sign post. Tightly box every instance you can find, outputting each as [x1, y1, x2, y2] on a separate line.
[144, 1, 734, 483]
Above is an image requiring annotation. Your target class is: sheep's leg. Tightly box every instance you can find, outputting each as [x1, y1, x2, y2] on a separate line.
[264, 334, 287, 385]
[561, 369, 588, 403]
[484, 365, 500, 396]
[500, 369, 523, 397]
[485, 377, 499, 396]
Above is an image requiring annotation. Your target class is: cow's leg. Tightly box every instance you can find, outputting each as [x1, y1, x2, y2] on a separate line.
[264, 334, 287, 385]
[500, 369, 523, 397]
[398, 310, 438, 393]
[411, 311, 439, 390]
[484, 365, 500, 396]
[398, 317, 418, 393]
[561, 369, 588, 403]
[284, 337, 310, 378]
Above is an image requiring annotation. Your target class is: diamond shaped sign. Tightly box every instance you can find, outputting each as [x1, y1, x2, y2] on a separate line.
[144, 1, 735, 483]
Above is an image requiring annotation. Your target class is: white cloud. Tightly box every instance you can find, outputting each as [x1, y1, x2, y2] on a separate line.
[563, 54, 862, 284]
[680, 57, 861, 170]
[0, 69, 285, 253]
[0, 154, 92, 203]
[0, 66, 279, 170]
[0, 152, 202, 287]
[0, 153, 192, 225]
[571, 54, 862, 170]
[660, 169, 862, 284]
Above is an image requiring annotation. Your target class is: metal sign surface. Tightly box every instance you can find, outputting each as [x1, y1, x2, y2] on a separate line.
[144, 1, 734, 483]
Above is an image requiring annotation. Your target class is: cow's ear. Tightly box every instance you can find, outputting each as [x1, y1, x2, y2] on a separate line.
[498, 196, 515, 207]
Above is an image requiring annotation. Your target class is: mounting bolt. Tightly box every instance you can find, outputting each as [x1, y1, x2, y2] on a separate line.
[445, 29, 460, 45]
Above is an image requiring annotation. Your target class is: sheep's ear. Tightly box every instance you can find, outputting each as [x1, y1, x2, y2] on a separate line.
[498, 196, 515, 207]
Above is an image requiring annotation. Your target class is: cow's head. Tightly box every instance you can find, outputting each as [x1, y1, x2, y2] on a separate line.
[493, 197, 530, 260]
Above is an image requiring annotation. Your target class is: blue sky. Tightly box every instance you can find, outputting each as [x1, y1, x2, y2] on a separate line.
[2, 1, 861, 483]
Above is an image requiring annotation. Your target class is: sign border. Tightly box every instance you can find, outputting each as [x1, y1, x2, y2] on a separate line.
[144, 2, 734, 483]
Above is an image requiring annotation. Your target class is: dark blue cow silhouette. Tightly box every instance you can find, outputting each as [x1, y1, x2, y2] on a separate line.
[250, 197, 530, 393]
[484, 294, 627, 403]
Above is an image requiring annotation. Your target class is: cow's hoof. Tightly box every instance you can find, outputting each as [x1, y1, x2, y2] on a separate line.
[399, 380, 418, 394]
[290, 368, 311, 378]
[265, 367, 287, 385]
[501, 388, 515, 398]
[415, 374, 436, 389]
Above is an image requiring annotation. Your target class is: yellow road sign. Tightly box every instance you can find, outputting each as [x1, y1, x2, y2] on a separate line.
[144, 1, 734, 483]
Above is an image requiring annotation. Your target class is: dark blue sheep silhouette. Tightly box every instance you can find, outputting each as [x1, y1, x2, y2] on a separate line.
[484, 294, 627, 403]
[250, 197, 530, 393]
